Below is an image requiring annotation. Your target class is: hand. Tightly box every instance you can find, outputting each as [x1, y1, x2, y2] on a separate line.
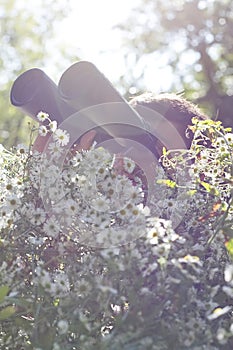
[32, 129, 97, 153]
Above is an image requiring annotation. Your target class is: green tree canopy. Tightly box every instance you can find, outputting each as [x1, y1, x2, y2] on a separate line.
[0, 0, 73, 148]
[117, 0, 233, 127]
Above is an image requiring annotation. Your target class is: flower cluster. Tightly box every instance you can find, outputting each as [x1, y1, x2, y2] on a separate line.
[37, 111, 69, 146]
[0, 115, 232, 349]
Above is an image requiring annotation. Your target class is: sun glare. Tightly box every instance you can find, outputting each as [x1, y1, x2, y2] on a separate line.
[57, 0, 137, 54]
[45, 0, 140, 85]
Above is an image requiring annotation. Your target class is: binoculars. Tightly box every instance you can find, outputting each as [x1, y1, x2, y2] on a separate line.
[10, 61, 130, 124]
[10, 61, 178, 159]
[10, 61, 160, 156]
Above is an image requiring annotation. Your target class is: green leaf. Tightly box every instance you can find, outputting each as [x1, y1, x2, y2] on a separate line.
[0, 305, 16, 320]
[162, 147, 167, 156]
[200, 181, 212, 192]
[0, 285, 9, 304]
[157, 179, 177, 188]
[200, 181, 219, 195]
[225, 239, 233, 259]
[53, 298, 60, 306]
[187, 189, 197, 196]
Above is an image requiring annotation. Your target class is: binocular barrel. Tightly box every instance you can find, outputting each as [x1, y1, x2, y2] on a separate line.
[10, 61, 147, 130]
[58, 61, 126, 110]
[10, 61, 128, 125]
[10, 61, 155, 150]
[58, 61, 151, 140]
[10, 68, 76, 124]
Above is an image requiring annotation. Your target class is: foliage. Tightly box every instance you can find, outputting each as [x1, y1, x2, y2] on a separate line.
[117, 0, 233, 127]
[0, 115, 233, 349]
[0, 0, 72, 148]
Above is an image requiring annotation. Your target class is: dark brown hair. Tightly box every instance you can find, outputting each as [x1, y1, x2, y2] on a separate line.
[130, 92, 208, 148]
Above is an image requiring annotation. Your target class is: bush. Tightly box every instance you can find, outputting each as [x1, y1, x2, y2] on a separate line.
[0, 116, 233, 349]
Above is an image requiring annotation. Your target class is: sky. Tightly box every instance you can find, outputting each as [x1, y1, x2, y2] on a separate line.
[44, 0, 174, 94]
[9, 0, 174, 97]
[59, 0, 137, 55]
[46, 0, 140, 89]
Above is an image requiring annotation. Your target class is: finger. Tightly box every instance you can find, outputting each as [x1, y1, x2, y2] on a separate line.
[32, 134, 50, 152]
[73, 129, 97, 152]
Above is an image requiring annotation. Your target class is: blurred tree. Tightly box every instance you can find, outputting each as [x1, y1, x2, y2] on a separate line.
[117, 0, 233, 127]
[0, 0, 73, 148]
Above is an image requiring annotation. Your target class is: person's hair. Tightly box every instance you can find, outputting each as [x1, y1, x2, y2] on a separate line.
[130, 92, 208, 148]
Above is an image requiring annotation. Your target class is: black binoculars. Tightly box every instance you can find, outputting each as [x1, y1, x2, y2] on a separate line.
[10, 61, 129, 123]
[10, 61, 160, 157]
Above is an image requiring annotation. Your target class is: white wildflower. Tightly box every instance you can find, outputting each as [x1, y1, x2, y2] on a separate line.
[123, 157, 136, 174]
[64, 198, 78, 216]
[216, 327, 228, 345]
[49, 120, 57, 133]
[224, 132, 233, 145]
[224, 264, 233, 284]
[76, 279, 92, 297]
[37, 111, 49, 122]
[38, 125, 48, 136]
[207, 306, 232, 320]
[53, 129, 70, 146]
[31, 208, 46, 226]
[43, 216, 60, 238]
[57, 319, 69, 334]
[7, 194, 20, 209]
[91, 197, 110, 212]
[48, 142, 63, 156]
[53, 272, 70, 295]
[16, 143, 28, 154]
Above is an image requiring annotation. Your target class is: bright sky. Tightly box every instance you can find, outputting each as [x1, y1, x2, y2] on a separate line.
[46, 0, 140, 88]
[42, 0, 174, 94]
[60, 0, 136, 54]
